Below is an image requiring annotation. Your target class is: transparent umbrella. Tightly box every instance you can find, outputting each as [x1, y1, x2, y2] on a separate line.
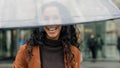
[0, 0, 120, 28]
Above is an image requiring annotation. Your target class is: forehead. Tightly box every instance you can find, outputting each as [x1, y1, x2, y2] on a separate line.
[43, 6, 59, 13]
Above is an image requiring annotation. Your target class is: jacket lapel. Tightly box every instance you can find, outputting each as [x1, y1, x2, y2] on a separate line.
[29, 46, 41, 68]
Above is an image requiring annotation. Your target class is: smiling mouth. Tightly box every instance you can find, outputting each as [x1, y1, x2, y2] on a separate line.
[46, 26, 58, 32]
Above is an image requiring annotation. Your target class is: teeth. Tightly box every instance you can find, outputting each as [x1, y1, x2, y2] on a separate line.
[48, 27, 56, 31]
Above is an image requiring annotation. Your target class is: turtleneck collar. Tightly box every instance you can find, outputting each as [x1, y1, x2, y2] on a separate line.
[43, 37, 62, 47]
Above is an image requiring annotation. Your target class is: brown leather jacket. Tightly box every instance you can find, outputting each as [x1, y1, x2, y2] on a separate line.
[13, 44, 81, 68]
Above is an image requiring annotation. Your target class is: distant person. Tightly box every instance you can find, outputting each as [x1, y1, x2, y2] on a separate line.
[18, 31, 25, 46]
[19, 39, 24, 45]
[87, 33, 98, 62]
[97, 35, 105, 58]
[117, 30, 120, 62]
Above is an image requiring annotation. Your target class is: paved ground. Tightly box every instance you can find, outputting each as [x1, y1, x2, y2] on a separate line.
[0, 61, 120, 68]
[0, 64, 11, 68]
[81, 61, 120, 68]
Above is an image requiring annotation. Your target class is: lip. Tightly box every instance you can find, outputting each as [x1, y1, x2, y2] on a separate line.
[46, 26, 58, 33]
[46, 26, 57, 30]
[48, 27, 57, 31]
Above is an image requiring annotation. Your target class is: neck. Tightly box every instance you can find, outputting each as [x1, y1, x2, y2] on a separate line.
[46, 36, 59, 40]
[43, 37, 62, 47]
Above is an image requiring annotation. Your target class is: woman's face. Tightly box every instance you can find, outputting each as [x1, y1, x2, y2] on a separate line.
[44, 26, 62, 40]
[42, 6, 62, 25]
[42, 6, 63, 40]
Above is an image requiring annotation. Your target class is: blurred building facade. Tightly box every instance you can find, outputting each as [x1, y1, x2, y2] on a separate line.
[0, 20, 120, 61]
[0, 29, 32, 60]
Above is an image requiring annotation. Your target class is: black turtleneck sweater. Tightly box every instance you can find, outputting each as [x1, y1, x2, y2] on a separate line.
[40, 38, 65, 68]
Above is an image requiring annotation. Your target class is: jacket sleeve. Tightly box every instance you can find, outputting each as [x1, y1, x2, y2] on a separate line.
[12, 45, 28, 68]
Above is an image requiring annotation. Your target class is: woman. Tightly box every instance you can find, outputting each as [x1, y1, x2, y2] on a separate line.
[13, 2, 81, 68]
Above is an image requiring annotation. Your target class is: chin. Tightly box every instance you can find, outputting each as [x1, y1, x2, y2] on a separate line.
[48, 34, 58, 40]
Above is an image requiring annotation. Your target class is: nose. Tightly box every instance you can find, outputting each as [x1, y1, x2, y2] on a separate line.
[49, 18, 54, 24]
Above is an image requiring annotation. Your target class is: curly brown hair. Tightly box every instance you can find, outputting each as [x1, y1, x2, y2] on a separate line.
[26, 25, 78, 68]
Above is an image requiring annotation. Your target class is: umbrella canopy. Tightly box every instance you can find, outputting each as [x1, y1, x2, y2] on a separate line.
[0, 0, 120, 28]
